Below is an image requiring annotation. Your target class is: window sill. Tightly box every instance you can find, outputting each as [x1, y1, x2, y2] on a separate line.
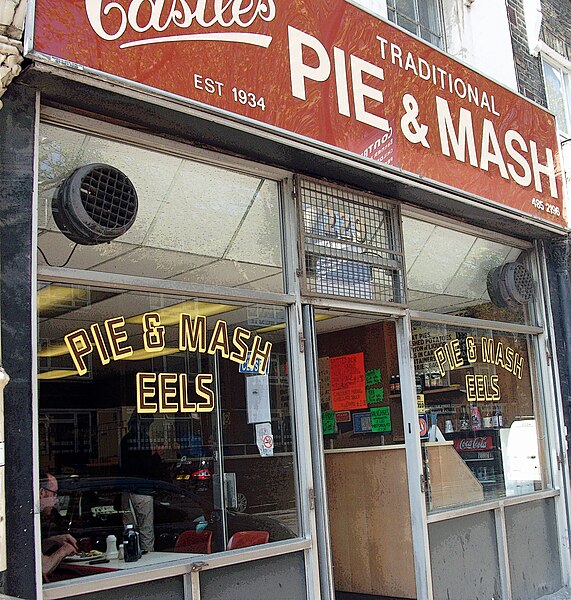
[426, 487, 560, 523]
[42, 537, 311, 599]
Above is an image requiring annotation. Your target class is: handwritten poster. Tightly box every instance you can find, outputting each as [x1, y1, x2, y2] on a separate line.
[366, 368, 382, 386]
[371, 406, 391, 432]
[322, 410, 336, 435]
[330, 353, 367, 411]
[367, 387, 384, 404]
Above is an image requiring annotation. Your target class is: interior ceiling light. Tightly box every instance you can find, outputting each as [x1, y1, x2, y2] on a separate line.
[487, 262, 535, 309]
[38, 343, 70, 358]
[255, 313, 334, 334]
[126, 302, 238, 326]
[52, 163, 138, 245]
[37, 285, 89, 313]
[119, 348, 181, 361]
[38, 369, 79, 380]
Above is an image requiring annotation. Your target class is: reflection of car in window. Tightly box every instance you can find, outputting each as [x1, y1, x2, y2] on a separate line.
[172, 454, 296, 514]
[54, 476, 295, 554]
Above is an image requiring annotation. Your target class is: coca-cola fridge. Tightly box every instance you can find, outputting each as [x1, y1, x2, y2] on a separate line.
[452, 430, 505, 496]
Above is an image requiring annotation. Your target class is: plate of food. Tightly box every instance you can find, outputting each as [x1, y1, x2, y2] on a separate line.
[63, 550, 104, 563]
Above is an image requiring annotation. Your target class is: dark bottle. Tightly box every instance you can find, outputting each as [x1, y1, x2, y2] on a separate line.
[395, 374, 401, 394]
[491, 403, 499, 428]
[123, 524, 142, 562]
[389, 375, 395, 394]
[460, 405, 470, 431]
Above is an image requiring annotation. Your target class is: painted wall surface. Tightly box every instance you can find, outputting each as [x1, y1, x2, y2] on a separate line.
[505, 498, 562, 599]
[29, 0, 565, 228]
[0, 83, 37, 600]
[429, 511, 501, 600]
[443, 0, 518, 91]
[200, 553, 307, 600]
[75, 576, 184, 599]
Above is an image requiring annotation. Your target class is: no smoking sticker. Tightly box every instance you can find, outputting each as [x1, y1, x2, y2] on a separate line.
[255, 423, 274, 456]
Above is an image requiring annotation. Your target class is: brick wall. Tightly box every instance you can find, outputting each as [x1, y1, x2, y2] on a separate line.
[506, 0, 547, 106]
[540, 0, 571, 63]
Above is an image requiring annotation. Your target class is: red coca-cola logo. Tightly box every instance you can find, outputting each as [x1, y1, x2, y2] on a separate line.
[453, 436, 493, 451]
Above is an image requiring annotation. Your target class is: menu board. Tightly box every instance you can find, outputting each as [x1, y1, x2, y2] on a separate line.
[330, 353, 367, 411]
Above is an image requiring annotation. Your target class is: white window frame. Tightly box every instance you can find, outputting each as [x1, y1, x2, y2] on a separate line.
[386, 0, 445, 49]
[540, 45, 571, 140]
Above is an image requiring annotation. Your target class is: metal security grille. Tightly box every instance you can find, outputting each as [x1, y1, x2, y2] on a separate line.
[296, 177, 406, 305]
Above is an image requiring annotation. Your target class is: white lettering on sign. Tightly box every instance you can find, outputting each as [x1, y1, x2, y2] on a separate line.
[85, 0, 276, 48]
[288, 26, 390, 133]
[435, 96, 558, 199]
[287, 28, 559, 202]
[376, 35, 500, 117]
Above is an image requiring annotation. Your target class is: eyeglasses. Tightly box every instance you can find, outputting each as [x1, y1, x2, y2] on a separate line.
[42, 487, 58, 496]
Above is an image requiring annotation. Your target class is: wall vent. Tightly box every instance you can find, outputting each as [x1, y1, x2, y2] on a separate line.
[487, 262, 535, 308]
[52, 164, 138, 245]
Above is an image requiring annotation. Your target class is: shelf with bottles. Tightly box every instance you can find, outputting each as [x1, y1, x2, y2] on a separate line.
[387, 372, 463, 399]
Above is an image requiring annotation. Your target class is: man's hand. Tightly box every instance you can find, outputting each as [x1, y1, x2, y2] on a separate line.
[47, 534, 79, 552]
[42, 541, 79, 578]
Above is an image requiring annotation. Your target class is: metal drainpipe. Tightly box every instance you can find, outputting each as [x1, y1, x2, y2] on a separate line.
[550, 236, 571, 444]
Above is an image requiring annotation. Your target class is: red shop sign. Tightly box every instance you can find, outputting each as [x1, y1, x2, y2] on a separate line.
[453, 436, 493, 452]
[29, 0, 566, 228]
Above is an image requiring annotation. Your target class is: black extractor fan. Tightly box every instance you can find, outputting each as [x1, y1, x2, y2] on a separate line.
[52, 164, 138, 245]
[487, 261, 535, 309]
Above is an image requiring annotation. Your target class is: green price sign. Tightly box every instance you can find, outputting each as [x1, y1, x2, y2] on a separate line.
[322, 410, 336, 435]
[371, 406, 391, 433]
[366, 368, 382, 386]
[366, 387, 384, 404]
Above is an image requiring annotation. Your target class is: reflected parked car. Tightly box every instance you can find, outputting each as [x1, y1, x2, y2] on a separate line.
[53, 476, 296, 554]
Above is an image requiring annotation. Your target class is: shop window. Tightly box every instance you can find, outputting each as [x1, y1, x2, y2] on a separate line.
[387, 0, 445, 49]
[297, 177, 405, 305]
[402, 216, 534, 324]
[542, 57, 571, 138]
[38, 124, 284, 293]
[38, 284, 298, 584]
[412, 321, 547, 512]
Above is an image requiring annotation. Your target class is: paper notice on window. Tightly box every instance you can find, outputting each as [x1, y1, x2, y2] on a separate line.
[256, 422, 274, 457]
[329, 352, 367, 411]
[246, 374, 271, 424]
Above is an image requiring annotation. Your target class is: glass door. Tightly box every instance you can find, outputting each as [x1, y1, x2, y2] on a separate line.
[311, 309, 418, 600]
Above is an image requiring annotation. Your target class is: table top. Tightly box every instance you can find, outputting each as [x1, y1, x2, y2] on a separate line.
[106, 551, 203, 570]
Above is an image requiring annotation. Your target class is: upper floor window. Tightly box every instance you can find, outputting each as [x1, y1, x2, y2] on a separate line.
[387, 0, 444, 49]
[542, 57, 571, 137]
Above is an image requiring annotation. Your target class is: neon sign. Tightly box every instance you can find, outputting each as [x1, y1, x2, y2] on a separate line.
[64, 312, 272, 413]
[433, 336, 525, 403]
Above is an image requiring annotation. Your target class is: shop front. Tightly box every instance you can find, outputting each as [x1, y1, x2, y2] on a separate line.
[0, 1, 569, 599]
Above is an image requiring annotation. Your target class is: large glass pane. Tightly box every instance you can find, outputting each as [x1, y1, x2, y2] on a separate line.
[387, 0, 444, 49]
[403, 216, 533, 324]
[38, 125, 283, 293]
[412, 322, 547, 512]
[418, 0, 443, 44]
[38, 283, 297, 583]
[543, 60, 570, 135]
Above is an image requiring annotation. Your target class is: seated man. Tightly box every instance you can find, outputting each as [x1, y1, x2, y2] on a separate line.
[40, 472, 78, 579]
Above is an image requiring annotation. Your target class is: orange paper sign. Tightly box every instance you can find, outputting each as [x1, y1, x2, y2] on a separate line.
[329, 352, 367, 411]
